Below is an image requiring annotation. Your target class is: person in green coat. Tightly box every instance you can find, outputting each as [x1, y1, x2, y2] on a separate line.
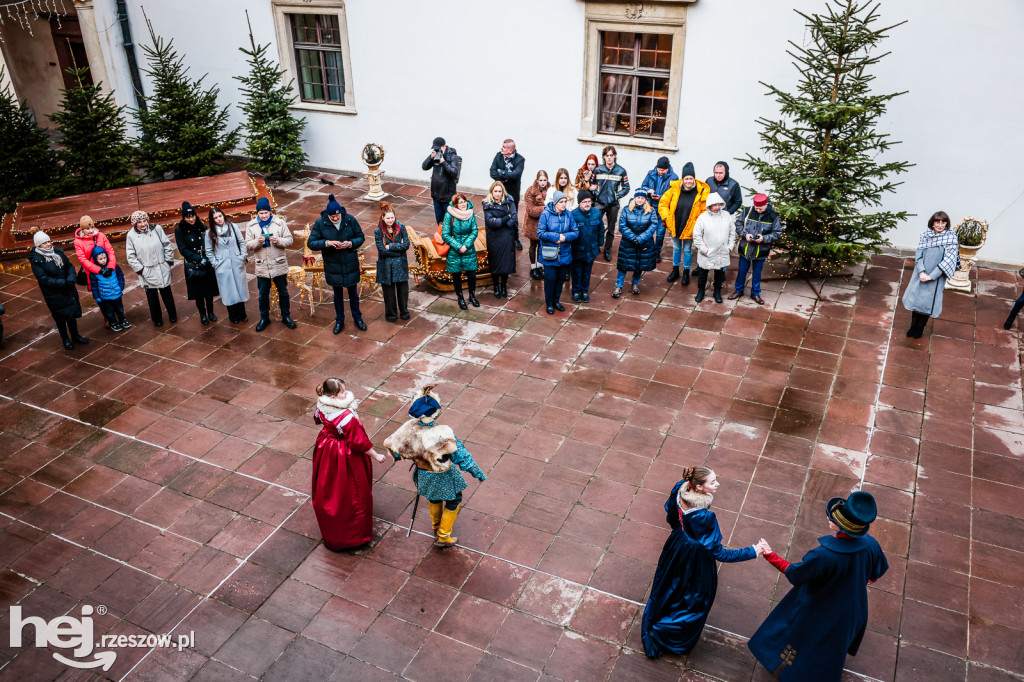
[442, 193, 480, 309]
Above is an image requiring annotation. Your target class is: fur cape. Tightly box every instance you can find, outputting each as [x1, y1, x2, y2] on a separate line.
[678, 482, 713, 511]
[316, 391, 358, 421]
[383, 418, 457, 473]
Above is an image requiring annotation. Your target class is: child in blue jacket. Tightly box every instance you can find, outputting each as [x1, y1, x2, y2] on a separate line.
[88, 246, 130, 331]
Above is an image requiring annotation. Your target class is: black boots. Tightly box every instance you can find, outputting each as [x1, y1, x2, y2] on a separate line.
[713, 286, 723, 304]
[255, 317, 270, 332]
[695, 289, 705, 303]
[667, 266, 680, 283]
[457, 296, 468, 310]
[680, 269, 690, 286]
[282, 314, 297, 329]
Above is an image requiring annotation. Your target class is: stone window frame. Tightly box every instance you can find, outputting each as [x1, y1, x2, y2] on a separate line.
[579, 1, 695, 152]
[271, 0, 356, 115]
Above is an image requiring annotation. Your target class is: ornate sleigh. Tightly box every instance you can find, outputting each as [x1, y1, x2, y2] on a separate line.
[407, 224, 493, 292]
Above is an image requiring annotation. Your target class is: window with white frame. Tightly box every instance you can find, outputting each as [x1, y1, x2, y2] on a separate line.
[272, 1, 356, 114]
[579, 1, 694, 152]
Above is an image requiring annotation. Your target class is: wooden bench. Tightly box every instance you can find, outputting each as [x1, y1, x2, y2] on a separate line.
[0, 171, 274, 260]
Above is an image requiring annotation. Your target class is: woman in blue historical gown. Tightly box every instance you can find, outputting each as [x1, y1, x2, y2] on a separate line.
[641, 466, 768, 658]
[748, 491, 888, 681]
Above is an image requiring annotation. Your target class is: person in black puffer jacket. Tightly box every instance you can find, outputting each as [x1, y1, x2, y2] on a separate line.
[174, 201, 220, 325]
[28, 230, 88, 350]
[613, 189, 658, 298]
[308, 194, 367, 333]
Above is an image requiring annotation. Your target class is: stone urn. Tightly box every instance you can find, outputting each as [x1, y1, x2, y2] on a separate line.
[945, 217, 987, 293]
[361, 142, 387, 201]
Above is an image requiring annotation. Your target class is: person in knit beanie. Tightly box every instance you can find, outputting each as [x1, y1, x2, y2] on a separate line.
[28, 229, 88, 349]
[244, 196, 296, 331]
[307, 193, 367, 333]
[175, 200, 220, 325]
[125, 210, 178, 326]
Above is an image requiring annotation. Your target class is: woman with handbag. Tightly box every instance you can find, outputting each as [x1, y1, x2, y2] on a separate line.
[442, 193, 481, 310]
[175, 201, 219, 325]
[537, 191, 578, 314]
[126, 210, 178, 327]
[901, 211, 959, 339]
[205, 206, 250, 324]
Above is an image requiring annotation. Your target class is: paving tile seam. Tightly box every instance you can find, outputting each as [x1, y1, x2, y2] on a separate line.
[0, 512, 166, 583]
[861, 262, 907, 490]
[0, 391, 311, 498]
[119, 499, 308, 681]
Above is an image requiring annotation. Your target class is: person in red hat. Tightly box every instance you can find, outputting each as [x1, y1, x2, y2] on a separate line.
[729, 193, 781, 305]
[748, 491, 888, 681]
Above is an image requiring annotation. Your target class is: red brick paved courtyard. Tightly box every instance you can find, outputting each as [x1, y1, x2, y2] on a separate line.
[1, 174, 1022, 681]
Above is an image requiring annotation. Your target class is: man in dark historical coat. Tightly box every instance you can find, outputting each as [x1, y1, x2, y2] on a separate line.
[748, 491, 888, 681]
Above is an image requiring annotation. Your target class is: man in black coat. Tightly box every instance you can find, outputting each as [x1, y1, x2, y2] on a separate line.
[488, 138, 526, 250]
[421, 136, 462, 225]
[307, 194, 367, 333]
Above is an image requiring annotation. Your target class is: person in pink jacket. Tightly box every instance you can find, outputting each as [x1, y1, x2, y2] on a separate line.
[73, 215, 117, 286]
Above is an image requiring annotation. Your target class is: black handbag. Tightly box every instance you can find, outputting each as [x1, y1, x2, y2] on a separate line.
[75, 267, 88, 286]
[183, 259, 207, 279]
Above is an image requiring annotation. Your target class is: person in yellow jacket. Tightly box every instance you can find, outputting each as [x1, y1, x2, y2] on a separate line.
[658, 162, 710, 286]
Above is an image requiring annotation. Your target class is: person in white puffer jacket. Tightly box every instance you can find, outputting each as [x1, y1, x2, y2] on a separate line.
[691, 192, 736, 304]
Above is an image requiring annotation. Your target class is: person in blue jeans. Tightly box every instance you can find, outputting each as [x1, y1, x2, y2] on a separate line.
[537, 191, 578, 314]
[640, 156, 678, 263]
[570, 190, 603, 303]
[613, 189, 658, 298]
[730, 193, 782, 305]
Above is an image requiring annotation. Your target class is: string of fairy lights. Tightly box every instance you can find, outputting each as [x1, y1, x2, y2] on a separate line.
[0, 0, 70, 40]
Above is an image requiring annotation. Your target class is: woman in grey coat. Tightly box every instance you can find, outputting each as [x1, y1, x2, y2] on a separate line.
[125, 210, 177, 326]
[205, 206, 250, 324]
[375, 201, 411, 322]
[901, 211, 959, 339]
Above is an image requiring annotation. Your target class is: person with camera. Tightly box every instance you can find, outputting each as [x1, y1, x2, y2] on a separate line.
[488, 139, 526, 250]
[175, 201, 220, 325]
[245, 197, 296, 331]
[729, 193, 782, 305]
[422, 136, 463, 225]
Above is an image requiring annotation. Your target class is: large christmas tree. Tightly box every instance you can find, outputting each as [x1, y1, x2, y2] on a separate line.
[236, 28, 308, 179]
[0, 69, 61, 215]
[135, 29, 239, 179]
[741, 0, 912, 275]
[50, 67, 137, 195]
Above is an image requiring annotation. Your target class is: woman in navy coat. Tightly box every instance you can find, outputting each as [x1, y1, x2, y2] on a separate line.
[641, 467, 767, 658]
[614, 188, 658, 298]
[749, 491, 888, 681]
[536, 191, 578, 315]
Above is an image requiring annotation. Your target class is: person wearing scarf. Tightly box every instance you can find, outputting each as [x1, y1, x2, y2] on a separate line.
[441, 193, 481, 309]
[901, 211, 959, 338]
[307, 194, 366, 333]
[244, 196, 295, 332]
[374, 201, 411, 322]
[125, 209, 178, 326]
[311, 377, 387, 551]
[174, 201, 220, 325]
[205, 205, 249, 323]
[384, 386, 487, 548]
[28, 230, 88, 350]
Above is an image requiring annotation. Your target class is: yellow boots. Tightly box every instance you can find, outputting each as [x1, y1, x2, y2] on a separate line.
[428, 502, 442, 535]
[434, 504, 460, 547]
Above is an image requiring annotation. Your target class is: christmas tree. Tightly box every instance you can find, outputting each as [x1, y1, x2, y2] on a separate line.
[236, 23, 308, 179]
[740, 0, 912, 275]
[50, 67, 137, 195]
[0, 68, 61, 215]
[134, 27, 239, 179]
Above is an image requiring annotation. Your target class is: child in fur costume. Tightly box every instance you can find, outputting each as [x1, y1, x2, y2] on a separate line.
[384, 386, 486, 547]
[312, 378, 387, 550]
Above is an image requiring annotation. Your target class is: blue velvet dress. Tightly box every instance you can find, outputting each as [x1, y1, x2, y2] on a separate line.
[748, 533, 888, 681]
[641, 480, 756, 658]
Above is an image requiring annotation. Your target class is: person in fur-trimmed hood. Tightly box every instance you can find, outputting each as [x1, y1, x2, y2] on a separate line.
[311, 378, 387, 551]
[384, 385, 487, 547]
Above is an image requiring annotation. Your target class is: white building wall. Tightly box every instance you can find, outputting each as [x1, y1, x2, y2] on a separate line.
[90, 0, 1024, 265]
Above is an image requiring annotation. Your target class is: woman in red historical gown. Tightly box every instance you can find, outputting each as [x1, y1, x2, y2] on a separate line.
[312, 378, 387, 550]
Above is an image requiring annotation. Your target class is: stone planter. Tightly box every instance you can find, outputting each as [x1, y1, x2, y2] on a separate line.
[945, 217, 987, 293]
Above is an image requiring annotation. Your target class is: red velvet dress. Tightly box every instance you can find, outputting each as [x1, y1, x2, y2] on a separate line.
[312, 406, 374, 550]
